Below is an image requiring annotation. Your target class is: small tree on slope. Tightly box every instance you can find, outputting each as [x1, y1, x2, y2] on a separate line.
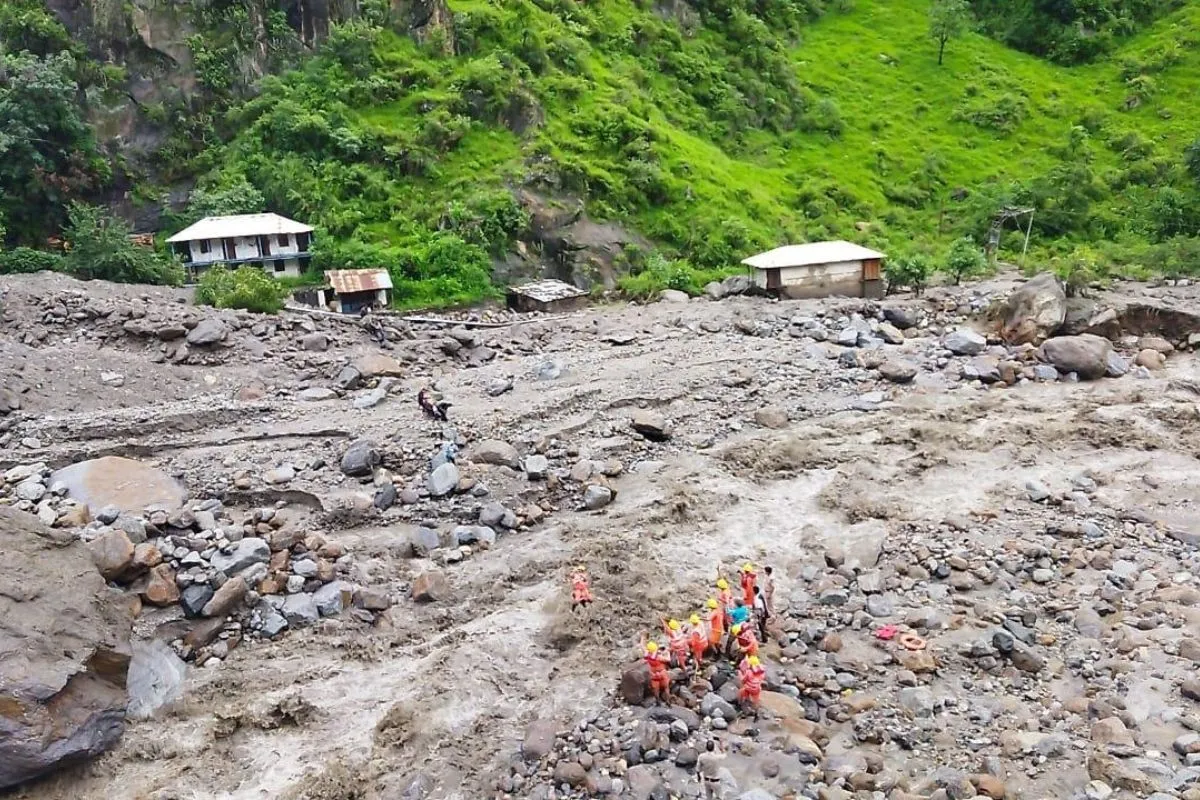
[929, 0, 972, 66]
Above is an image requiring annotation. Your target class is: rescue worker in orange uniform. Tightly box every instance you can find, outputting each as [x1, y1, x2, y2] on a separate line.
[687, 614, 707, 669]
[737, 654, 766, 713]
[570, 565, 592, 612]
[730, 623, 759, 659]
[663, 618, 690, 669]
[643, 640, 671, 704]
[739, 562, 758, 607]
[715, 578, 734, 625]
[705, 598, 725, 655]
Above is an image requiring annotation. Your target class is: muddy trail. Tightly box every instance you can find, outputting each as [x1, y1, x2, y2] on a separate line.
[4, 271, 1200, 800]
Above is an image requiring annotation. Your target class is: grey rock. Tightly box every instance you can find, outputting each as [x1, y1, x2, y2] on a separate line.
[1038, 334, 1112, 381]
[963, 356, 1001, 383]
[1026, 479, 1051, 502]
[427, 462, 460, 497]
[1106, 352, 1129, 378]
[583, 485, 614, 510]
[701, 692, 737, 719]
[96, 505, 121, 525]
[524, 455, 550, 480]
[209, 538, 270, 576]
[660, 289, 690, 303]
[878, 360, 918, 383]
[409, 527, 440, 557]
[180, 584, 214, 618]
[264, 464, 295, 485]
[453, 525, 496, 547]
[866, 594, 894, 617]
[836, 327, 860, 347]
[630, 409, 672, 441]
[999, 272, 1066, 344]
[353, 387, 387, 409]
[15, 479, 46, 502]
[883, 307, 919, 329]
[313, 581, 353, 617]
[257, 603, 288, 637]
[281, 593, 320, 627]
[899, 687, 936, 717]
[535, 360, 563, 380]
[299, 332, 329, 352]
[334, 365, 362, 390]
[470, 440, 520, 469]
[299, 387, 337, 401]
[186, 318, 228, 346]
[944, 328, 987, 355]
[479, 502, 516, 529]
[1033, 364, 1060, 381]
[877, 322, 905, 344]
[341, 438, 381, 477]
[373, 483, 396, 511]
[486, 377, 514, 396]
[292, 558, 318, 578]
[125, 639, 187, 720]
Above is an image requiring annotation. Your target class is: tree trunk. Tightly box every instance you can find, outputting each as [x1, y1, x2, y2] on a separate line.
[938, 36, 946, 65]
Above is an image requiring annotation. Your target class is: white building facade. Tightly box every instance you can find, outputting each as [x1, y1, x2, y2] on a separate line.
[742, 241, 886, 299]
[167, 213, 314, 280]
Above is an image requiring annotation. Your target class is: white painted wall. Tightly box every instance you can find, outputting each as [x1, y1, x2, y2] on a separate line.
[183, 234, 308, 266]
[751, 260, 863, 289]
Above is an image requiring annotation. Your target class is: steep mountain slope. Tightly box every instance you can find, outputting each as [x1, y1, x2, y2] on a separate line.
[3, 0, 1200, 304]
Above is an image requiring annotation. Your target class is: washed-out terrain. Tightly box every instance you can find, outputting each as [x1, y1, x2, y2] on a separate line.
[3, 271, 1200, 800]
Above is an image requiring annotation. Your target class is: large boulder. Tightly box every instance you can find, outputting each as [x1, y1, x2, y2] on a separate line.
[341, 439, 381, 478]
[469, 440, 520, 469]
[50, 456, 186, 514]
[185, 317, 229, 346]
[1038, 334, 1112, 380]
[944, 329, 987, 356]
[0, 508, 134, 789]
[999, 273, 1066, 344]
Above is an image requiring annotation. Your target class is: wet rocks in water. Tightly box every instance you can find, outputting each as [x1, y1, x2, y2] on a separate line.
[1038, 334, 1112, 380]
[944, 329, 987, 356]
[630, 409, 672, 441]
[341, 439, 381, 478]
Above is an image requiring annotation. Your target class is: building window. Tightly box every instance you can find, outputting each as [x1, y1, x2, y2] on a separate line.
[274, 263, 286, 273]
[296, 232, 310, 251]
[277, 234, 289, 248]
[199, 239, 210, 254]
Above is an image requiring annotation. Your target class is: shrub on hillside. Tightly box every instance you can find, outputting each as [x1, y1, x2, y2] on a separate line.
[943, 237, 988, 284]
[62, 203, 183, 285]
[195, 265, 288, 313]
[884, 254, 932, 295]
[0, 247, 63, 275]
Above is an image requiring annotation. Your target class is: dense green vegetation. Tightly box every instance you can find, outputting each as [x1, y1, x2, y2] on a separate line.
[196, 265, 289, 312]
[2, 0, 1200, 305]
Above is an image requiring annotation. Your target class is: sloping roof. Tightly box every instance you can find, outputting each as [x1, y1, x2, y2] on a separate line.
[507, 279, 588, 303]
[742, 240, 885, 270]
[167, 213, 313, 243]
[326, 269, 393, 294]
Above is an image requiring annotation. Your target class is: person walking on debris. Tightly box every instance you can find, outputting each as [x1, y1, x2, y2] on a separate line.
[715, 578, 734, 625]
[641, 638, 671, 705]
[730, 623, 759, 659]
[737, 654, 766, 716]
[418, 387, 451, 421]
[663, 618, 690, 669]
[739, 562, 758, 607]
[762, 565, 776, 616]
[696, 739, 726, 800]
[752, 585, 769, 641]
[570, 565, 592, 613]
[705, 598, 725, 657]
[687, 614, 707, 670]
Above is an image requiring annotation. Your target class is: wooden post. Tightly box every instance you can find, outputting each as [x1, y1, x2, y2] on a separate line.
[1021, 210, 1034, 267]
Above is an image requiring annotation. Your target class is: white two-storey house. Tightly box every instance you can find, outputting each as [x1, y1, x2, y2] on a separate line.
[167, 213, 314, 280]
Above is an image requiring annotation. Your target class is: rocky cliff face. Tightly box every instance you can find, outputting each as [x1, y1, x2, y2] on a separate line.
[0, 506, 136, 790]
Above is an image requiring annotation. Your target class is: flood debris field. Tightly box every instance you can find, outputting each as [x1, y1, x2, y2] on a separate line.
[3, 271, 1200, 800]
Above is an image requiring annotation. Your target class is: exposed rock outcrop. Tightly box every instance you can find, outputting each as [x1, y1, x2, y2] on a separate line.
[0, 508, 135, 789]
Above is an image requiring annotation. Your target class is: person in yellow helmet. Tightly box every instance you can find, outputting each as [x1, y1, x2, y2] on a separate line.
[738, 652, 766, 713]
[641, 635, 671, 704]
[715, 577, 734, 627]
[705, 597, 725, 655]
[662, 618, 689, 668]
[740, 562, 758, 607]
[687, 613, 706, 668]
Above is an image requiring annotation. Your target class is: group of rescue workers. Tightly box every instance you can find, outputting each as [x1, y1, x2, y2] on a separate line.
[570, 562, 777, 716]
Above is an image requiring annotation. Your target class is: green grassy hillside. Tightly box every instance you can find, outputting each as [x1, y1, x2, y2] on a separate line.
[5, 0, 1200, 304]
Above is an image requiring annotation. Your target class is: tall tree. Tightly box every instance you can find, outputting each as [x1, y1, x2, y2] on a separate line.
[929, 0, 972, 66]
[0, 51, 107, 244]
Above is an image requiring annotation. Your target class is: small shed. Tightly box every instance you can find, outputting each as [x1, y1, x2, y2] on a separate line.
[742, 241, 885, 300]
[324, 269, 393, 314]
[506, 279, 589, 314]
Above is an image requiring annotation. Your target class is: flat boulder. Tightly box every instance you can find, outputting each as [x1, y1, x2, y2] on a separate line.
[630, 409, 672, 441]
[469, 440, 520, 469]
[1, 508, 134, 789]
[341, 439, 381, 478]
[1038, 334, 1112, 380]
[427, 462, 460, 497]
[354, 353, 404, 378]
[944, 329, 986, 356]
[999, 273, 1066, 344]
[878, 360, 918, 384]
[186, 317, 229, 346]
[50, 457, 186, 514]
[411, 571, 450, 603]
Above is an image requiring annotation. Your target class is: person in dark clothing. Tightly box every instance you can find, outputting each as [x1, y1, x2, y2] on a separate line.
[418, 388, 451, 421]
